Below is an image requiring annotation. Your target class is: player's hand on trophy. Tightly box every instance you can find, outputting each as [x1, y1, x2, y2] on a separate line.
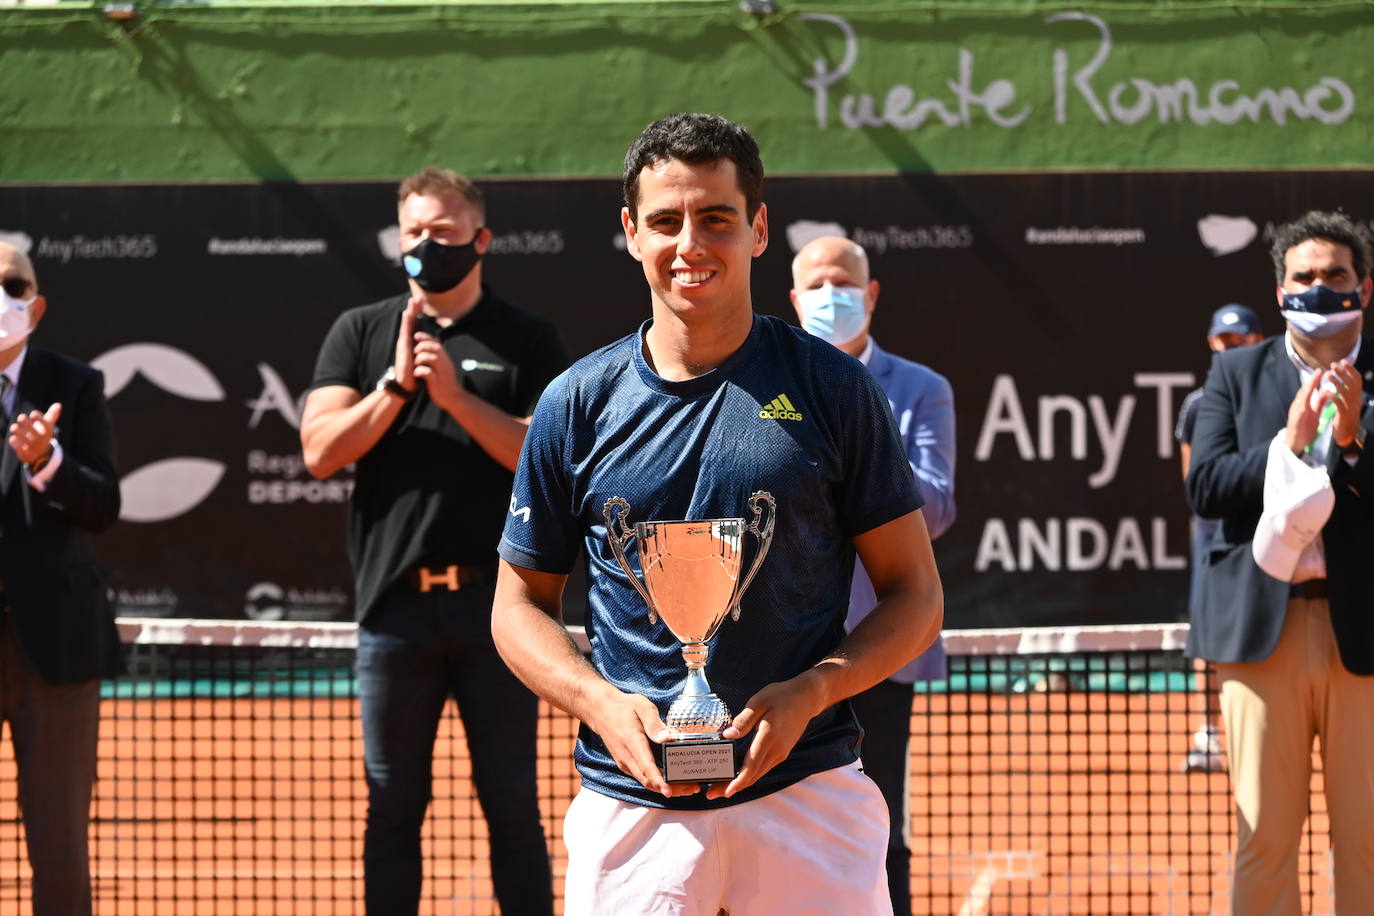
[589, 691, 702, 798]
[412, 331, 462, 413]
[390, 296, 422, 393]
[707, 674, 827, 800]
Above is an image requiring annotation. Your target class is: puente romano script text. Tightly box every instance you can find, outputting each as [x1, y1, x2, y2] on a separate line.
[800, 12, 1355, 131]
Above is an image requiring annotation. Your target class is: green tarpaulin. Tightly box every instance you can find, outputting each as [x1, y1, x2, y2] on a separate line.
[2, 1, 1370, 181]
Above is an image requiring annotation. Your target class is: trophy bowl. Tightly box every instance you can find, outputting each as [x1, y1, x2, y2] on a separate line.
[604, 492, 775, 782]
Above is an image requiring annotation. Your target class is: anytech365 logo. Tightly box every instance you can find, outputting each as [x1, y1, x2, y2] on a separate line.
[759, 394, 803, 421]
[785, 220, 847, 253]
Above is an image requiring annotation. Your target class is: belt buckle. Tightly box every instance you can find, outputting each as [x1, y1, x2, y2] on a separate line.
[418, 564, 462, 593]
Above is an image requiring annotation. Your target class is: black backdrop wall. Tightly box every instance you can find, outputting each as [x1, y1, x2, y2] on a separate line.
[3, 172, 1369, 627]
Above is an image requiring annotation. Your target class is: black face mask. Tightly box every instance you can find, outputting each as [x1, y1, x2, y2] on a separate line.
[401, 233, 483, 293]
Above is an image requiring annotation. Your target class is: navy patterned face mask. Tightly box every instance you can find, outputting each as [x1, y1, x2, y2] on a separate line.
[1281, 285, 1365, 338]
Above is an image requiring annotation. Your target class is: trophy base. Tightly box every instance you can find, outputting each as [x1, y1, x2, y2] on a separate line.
[659, 738, 737, 783]
[661, 689, 734, 782]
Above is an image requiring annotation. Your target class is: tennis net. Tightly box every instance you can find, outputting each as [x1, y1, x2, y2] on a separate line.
[0, 619, 1334, 914]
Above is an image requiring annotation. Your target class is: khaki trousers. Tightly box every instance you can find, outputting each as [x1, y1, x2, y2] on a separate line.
[1218, 597, 1374, 916]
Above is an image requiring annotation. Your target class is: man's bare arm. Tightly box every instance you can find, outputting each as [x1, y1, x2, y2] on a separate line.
[303, 297, 423, 479]
[491, 560, 700, 797]
[823, 508, 944, 693]
[708, 509, 942, 799]
[300, 385, 408, 479]
[436, 394, 531, 473]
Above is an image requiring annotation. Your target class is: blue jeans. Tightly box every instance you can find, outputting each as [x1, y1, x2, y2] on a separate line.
[358, 581, 553, 915]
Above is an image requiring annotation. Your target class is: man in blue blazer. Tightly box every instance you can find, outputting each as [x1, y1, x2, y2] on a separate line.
[0, 241, 122, 916]
[790, 235, 955, 915]
[1186, 211, 1374, 914]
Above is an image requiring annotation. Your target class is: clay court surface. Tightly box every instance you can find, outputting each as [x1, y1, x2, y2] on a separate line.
[0, 690, 1334, 914]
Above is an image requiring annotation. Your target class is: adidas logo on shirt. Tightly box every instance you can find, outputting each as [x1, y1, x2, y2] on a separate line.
[759, 394, 803, 422]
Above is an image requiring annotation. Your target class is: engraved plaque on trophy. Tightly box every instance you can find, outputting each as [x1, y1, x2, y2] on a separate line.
[603, 492, 776, 782]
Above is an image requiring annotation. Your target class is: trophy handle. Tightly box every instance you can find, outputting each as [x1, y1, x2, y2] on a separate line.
[728, 490, 776, 621]
[602, 497, 659, 625]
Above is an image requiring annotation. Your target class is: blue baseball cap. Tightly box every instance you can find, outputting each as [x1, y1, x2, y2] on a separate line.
[1208, 303, 1259, 336]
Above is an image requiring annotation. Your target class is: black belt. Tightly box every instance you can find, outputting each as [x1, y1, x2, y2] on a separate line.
[1290, 579, 1328, 599]
[405, 564, 489, 593]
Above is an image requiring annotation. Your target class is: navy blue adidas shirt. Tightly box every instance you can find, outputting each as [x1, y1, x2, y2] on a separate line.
[499, 314, 922, 809]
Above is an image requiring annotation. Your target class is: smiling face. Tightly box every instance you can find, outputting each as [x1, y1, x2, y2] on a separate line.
[620, 157, 767, 327]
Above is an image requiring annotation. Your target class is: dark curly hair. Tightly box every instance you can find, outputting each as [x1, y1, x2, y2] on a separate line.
[1270, 210, 1371, 283]
[622, 113, 764, 223]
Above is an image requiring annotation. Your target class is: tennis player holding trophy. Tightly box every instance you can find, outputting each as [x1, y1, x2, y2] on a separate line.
[493, 113, 942, 915]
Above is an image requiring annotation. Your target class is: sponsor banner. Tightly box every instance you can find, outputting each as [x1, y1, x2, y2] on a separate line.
[1024, 226, 1145, 246]
[2, 171, 1371, 627]
[207, 237, 327, 256]
[2, 3, 1371, 181]
[244, 581, 349, 621]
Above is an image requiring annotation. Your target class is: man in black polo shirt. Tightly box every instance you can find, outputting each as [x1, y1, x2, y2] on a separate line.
[302, 165, 568, 915]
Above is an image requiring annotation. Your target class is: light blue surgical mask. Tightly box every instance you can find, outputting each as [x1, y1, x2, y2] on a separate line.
[797, 284, 868, 346]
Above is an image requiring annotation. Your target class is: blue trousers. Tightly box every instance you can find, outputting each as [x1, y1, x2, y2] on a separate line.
[358, 582, 553, 915]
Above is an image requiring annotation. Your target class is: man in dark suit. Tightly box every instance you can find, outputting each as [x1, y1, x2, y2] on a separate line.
[0, 241, 123, 916]
[1187, 211, 1374, 914]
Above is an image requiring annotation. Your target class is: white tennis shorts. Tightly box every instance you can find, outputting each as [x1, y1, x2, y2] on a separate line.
[562, 760, 893, 916]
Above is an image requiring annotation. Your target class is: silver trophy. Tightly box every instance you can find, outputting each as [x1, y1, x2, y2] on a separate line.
[603, 492, 776, 782]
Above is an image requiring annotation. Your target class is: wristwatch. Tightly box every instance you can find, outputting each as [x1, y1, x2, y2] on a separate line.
[375, 367, 416, 401]
[1342, 424, 1367, 458]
